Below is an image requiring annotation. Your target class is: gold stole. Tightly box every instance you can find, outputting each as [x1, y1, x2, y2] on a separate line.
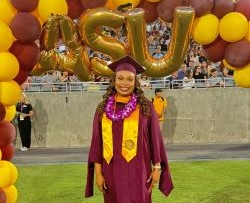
[102, 96, 139, 164]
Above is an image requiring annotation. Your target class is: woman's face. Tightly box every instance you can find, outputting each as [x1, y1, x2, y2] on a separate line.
[115, 70, 135, 97]
[189, 50, 194, 57]
[201, 61, 207, 67]
[196, 66, 201, 73]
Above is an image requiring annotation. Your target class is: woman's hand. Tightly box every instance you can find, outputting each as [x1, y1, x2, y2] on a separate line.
[95, 172, 107, 193]
[94, 163, 107, 193]
[147, 168, 161, 192]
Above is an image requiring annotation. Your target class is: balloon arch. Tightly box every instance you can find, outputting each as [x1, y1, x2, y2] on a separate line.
[0, 0, 250, 202]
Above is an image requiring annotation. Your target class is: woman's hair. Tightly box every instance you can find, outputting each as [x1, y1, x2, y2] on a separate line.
[193, 65, 200, 74]
[184, 69, 193, 79]
[21, 92, 29, 103]
[201, 60, 208, 68]
[97, 73, 151, 117]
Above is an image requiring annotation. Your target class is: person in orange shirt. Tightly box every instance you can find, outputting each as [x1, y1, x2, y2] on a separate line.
[152, 89, 167, 131]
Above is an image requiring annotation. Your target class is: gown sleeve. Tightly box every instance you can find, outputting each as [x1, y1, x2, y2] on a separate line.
[148, 102, 174, 196]
[85, 110, 103, 197]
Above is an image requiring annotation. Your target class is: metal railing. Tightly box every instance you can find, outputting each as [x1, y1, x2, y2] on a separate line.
[21, 78, 236, 92]
[171, 78, 235, 89]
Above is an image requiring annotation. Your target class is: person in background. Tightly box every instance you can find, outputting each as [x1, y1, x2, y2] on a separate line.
[200, 60, 209, 78]
[151, 89, 167, 131]
[165, 71, 181, 89]
[159, 37, 168, 52]
[152, 45, 164, 58]
[221, 67, 234, 87]
[177, 64, 187, 80]
[193, 65, 205, 80]
[182, 69, 195, 89]
[207, 68, 224, 87]
[140, 74, 152, 90]
[42, 70, 58, 91]
[60, 71, 71, 83]
[85, 55, 173, 203]
[16, 93, 33, 152]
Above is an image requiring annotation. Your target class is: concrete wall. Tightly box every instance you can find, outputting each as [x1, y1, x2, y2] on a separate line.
[14, 88, 250, 148]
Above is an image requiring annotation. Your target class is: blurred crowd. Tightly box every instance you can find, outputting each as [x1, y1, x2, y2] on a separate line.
[24, 19, 235, 91]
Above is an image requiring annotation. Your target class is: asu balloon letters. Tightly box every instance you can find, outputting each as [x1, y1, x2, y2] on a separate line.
[127, 7, 195, 77]
[31, 15, 91, 81]
[79, 7, 194, 77]
[33, 7, 195, 78]
[79, 8, 128, 76]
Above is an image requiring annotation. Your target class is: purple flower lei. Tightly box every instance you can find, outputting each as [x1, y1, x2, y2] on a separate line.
[104, 93, 137, 122]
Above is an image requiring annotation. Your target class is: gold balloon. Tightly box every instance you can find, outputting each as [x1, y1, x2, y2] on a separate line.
[234, 65, 250, 88]
[3, 185, 18, 203]
[38, 0, 68, 22]
[4, 105, 16, 122]
[39, 15, 60, 50]
[0, 161, 18, 188]
[0, 22, 15, 52]
[192, 14, 219, 45]
[31, 50, 57, 75]
[0, 80, 21, 106]
[219, 12, 248, 42]
[79, 8, 128, 76]
[79, 8, 128, 59]
[58, 15, 91, 81]
[31, 15, 91, 81]
[0, 0, 17, 24]
[0, 52, 19, 81]
[126, 7, 195, 77]
[91, 57, 114, 77]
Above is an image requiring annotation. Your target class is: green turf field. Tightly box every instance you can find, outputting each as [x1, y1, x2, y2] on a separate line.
[15, 160, 250, 203]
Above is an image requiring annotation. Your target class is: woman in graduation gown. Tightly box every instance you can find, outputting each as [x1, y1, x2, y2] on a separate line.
[85, 55, 173, 203]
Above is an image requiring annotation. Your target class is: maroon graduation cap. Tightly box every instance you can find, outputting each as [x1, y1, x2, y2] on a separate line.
[108, 55, 145, 75]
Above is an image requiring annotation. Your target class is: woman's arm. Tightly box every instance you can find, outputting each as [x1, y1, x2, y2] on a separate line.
[94, 163, 107, 193]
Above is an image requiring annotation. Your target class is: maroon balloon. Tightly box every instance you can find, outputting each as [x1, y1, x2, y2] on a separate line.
[139, 0, 158, 22]
[157, 0, 184, 22]
[11, 0, 39, 12]
[0, 121, 16, 148]
[224, 40, 250, 67]
[202, 37, 229, 62]
[0, 189, 7, 203]
[67, 0, 84, 19]
[81, 0, 107, 9]
[0, 103, 6, 122]
[184, 0, 214, 17]
[14, 68, 29, 85]
[234, 0, 250, 20]
[211, 0, 235, 19]
[0, 143, 15, 161]
[9, 41, 40, 70]
[10, 12, 41, 43]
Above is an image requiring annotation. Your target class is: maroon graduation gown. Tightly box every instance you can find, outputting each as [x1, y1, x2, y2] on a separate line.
[85, 102, 173, 203]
